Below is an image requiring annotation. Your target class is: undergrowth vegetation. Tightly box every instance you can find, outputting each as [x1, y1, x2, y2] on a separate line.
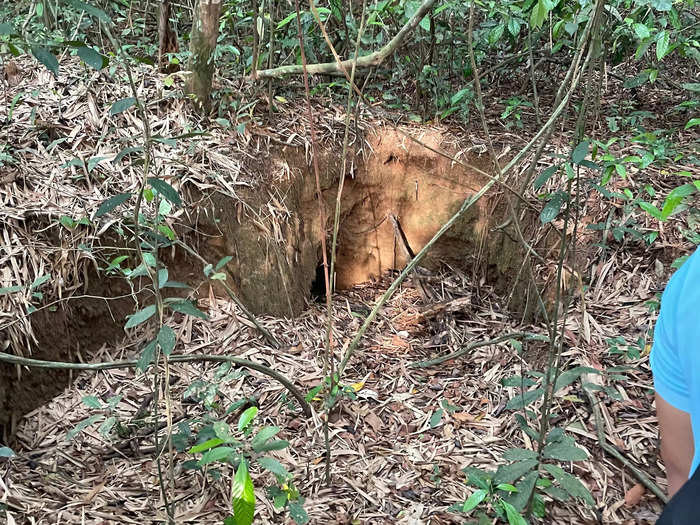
[0, 0, 699, 523]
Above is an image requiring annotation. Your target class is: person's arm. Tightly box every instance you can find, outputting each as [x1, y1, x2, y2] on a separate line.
[657, 392, 694, 497]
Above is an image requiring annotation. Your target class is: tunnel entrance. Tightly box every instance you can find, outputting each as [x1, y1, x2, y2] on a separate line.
[310, 263, 328, 302]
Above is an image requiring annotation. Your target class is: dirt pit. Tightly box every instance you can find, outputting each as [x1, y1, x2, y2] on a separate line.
[187, 127, 522, 317]
[2, 125, 530, 434]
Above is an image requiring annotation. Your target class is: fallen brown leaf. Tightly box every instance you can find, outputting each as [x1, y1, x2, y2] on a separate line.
[624, 483, 645, 507]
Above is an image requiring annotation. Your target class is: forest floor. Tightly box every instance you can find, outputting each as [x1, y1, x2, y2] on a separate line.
[1, 53, 699, 525]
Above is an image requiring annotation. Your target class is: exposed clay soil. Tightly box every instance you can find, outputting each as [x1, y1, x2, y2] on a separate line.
[3, 123, 538, 436]
[0, 273, 133, 435]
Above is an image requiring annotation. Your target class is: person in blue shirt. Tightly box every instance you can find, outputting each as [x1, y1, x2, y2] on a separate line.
[650, 246, 700, 513]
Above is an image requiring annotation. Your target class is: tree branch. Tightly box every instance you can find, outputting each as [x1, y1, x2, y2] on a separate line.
[0, 351, 311, 417]
[253, 0, 437, 79]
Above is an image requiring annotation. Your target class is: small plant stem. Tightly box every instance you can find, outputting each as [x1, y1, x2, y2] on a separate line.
[527, 23, 542, 126]
[296, 0, 334, 487]
[316, 0, 368, 484]
[267, 0, 275, 117]
[584, 388, 667, 503]
[251, 0, 260, 77]
[410, 332, 549, 368]
[294, 0, 331, 351]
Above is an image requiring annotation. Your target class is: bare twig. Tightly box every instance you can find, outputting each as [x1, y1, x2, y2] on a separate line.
[411, 332, 549, 368]
[585, 388, 667, 503]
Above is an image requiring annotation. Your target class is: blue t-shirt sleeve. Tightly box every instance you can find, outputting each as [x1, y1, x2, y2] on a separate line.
[651, 310, 691, 412]
[650, 268, 691, 413]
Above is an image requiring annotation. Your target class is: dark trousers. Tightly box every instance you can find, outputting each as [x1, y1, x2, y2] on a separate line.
[657, 468, 700, 524]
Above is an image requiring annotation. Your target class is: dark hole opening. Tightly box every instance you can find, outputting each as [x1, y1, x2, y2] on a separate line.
[310, 263, 327, 302]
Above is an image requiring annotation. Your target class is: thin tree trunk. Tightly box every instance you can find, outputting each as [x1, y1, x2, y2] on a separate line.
[187, 0, 223, 111]
[158, 0, 179, 72]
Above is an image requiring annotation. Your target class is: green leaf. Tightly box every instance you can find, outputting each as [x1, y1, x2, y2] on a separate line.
[542, 436, 588, 461]
[216, 256, 233, 271]
[544, 485, 570, 501]
[546, 426, 565, 444]
[110, 97, 136, 115]
[624, 71, 650, 89]
[255, 439, 289, 452]
[188, 437, 225, 454]
[0, 285, 23, 296]
[98, 416, 117, 436]
[533, 165, 559, 191]
[539, 194, 563, 224]
[238, 406, 258, 431]
[650, 0, 672, 11]
[507, 18, 521, 36]
[633, 23, 650, 39]
[638, 201, 663, 219]
[60, 215, 77, 229]
[685, 118, 700, 130]
[505, 470, 539, 512]
[656, 31, 670, 61]
[82, 395, 102, 409]
[213, 421, 232, 440]
[156, 268, 169, 289]
[289, 499, 309, 524]
[136, 339, 156, 372]
[148, 177, 182, 206]
[95, 193, 131, 218]
[252, 426, 281, 452]
[232, 459, 256, 525]
[0, 446, 15, 457]
[681, 83, 700, 92]
[276, 11, 298, 28]
[30, 273, 51, 290]
[157, 325, 176, 355]
[555, 366, 600, 391]
[493, 459, 538, 485]
[497, 483, 518, 492]
[506, 388, 544, 410]
[543, 464, 595, 506]
[572, 140, 590, 164]
[87, 156, 107, 173]
[462, 489, 488, 512]
[502, 375, 536, 388]
[463, 466, 492, 490]
[31, 47, 59, 77]
[500, 500, 527, 525]
[0, 23, 13, 35]
[125, 305, 156, 329]
[114, 146, 143, 163]
[489, 23, 505, 45]
[66, 414, 103, 440]
[167, 300, 208, 320]
[430, 408, 443, 428]
[661, 183, 696, 220]
[198, 446, 236, 466]
[161, 280, 190, 289]
[530, 0, 547, 29]
[502, 448, 537, 461]
[258, 456, 289, 478]
[65, 0, 111, 22]
[77, 46, 107, 70]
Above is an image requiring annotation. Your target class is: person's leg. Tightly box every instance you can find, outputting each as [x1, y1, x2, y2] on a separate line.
[656, 392, 694, 497]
